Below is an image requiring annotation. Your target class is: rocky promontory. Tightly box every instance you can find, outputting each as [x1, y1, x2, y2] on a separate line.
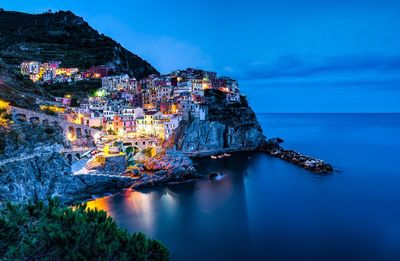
[262, 138, 334, 174]
[170, 89, 266, 155]
[85, 154, 128, 174]
[136, 149, 196, 174]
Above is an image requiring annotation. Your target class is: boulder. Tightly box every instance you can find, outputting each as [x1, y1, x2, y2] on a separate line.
[86, 154, 127, 174]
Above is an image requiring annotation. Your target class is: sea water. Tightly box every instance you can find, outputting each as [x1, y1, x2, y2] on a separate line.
[87, 113, 400, 261]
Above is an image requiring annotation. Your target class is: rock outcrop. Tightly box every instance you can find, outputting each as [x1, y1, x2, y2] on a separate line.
[170, 89, 266, 155]
[0, 124, 83, 205]
[0, 124, 133, 206]
[262, 138, 334, 174]
[0, 146, 86, 205]
[86, 154, 127, 174]
[138, 149, 196, 176]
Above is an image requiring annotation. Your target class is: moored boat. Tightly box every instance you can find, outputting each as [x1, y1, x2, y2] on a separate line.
[209, 172, 225, 180]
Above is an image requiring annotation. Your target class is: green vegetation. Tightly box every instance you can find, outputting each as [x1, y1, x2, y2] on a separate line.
[0, 199, 169, 260]
[204, 89, 253, 123]
[40, 107, 57, 116]
[42, 80, 101, 100]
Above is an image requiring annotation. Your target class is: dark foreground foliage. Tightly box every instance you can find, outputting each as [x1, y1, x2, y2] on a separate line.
[0, 199, 169, 260]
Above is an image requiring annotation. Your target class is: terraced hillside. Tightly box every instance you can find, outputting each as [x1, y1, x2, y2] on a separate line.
[0, 10, 158, 79]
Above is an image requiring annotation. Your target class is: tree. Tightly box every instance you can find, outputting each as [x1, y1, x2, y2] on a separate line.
[0, 199, 169, 260]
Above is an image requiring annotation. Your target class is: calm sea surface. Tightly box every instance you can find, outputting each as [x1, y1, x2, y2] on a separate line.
[87, 113, 400, 261]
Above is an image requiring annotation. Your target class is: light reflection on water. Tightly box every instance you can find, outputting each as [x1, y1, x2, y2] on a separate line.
[86, 114, 400, 261]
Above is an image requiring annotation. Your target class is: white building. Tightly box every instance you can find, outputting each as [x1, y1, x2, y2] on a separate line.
[21, 61, 40, 75]
[157, 86, 173, 101]
[190, 103, 207, 120]
[102, 74, 137, 92]
[163, 116, 182, 139]
[226, 92, 241, 104]
[120, 107, 144, 119]
[103, 110, 116, 121]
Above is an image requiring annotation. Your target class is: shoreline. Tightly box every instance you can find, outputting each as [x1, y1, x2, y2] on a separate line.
[261, 138, 334, 174]
[183, 147, 259, 158]
[184, 144, 334, 174]
[70, 143, 334, 205]
[69, 172, 202, 205]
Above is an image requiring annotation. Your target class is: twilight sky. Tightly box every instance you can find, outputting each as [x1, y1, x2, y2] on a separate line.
[2, 0, 400, 112]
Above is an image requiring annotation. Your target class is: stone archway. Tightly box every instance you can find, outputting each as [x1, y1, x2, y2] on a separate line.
[76, 128, 82, 138]
[67, 126, 76, 141]
[29, 117, 40, 124]
[15, 113, 27, 122]
[66, 154, 73, 164]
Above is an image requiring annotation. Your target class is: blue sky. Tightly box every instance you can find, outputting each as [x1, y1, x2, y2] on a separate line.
[2, 0, 400, 112]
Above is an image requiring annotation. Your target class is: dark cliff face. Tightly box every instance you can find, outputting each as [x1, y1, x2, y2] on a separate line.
[0, 124, 140, 206]
[0, 10, 158, 79]
[172, 90, 266, 153]
[0, 124, 82, 205]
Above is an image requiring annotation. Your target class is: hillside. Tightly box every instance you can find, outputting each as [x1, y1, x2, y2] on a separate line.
[0, 10, 158, 79]
[0, 59, 49, 108]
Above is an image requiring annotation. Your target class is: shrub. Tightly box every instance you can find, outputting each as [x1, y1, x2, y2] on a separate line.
[0, 199, 169, 260]
[44, 126, 55, 135]
[141, 147, 156, 157]
[0, 99, 11, 128]
[41, 107, 57, 116]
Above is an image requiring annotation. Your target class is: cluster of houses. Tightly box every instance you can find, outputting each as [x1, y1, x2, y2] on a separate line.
[20, 61, 114, 83]
[19, 65, 241, 141]
[63, 68, 241, 141]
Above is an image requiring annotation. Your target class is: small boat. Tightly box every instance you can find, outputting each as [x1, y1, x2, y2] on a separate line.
[209, 172, 225, 181]
[211, 155, 218, 159]
[217, 155, 225, 159]
[223, 153, 231, 157]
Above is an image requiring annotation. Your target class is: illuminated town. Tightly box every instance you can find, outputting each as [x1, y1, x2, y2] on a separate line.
[20, 61, 241, 154]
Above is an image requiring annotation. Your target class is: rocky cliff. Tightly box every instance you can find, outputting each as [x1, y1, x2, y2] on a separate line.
[171, 89, 266, 155]
[0, 124, 134, 206]
[0, 124, 79, 205]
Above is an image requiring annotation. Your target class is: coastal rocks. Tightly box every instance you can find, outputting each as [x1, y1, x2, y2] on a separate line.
[0, 149, 87, 206]
[140, 149, 197, 177]
[263, 138, 334, 174]
[85, 154, 127, 174]
[175, 120, 225, 152]
[173, 119, 266, 154]
[226, 124, 266, 149]
[169, 89, 266, 155]
[0, 124, 133, 206]
[72, 174, 135, 200]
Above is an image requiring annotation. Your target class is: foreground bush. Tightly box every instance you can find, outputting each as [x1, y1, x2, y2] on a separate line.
[0, 199, 169, 260]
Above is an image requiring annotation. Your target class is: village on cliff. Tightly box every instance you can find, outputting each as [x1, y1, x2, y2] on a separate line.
[19, 61, 241, 157]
